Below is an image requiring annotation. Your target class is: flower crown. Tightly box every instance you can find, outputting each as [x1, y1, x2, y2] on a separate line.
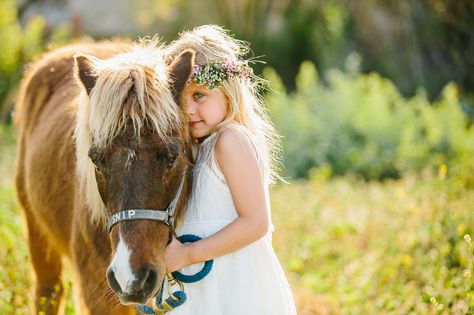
[191, 59, 253, 90]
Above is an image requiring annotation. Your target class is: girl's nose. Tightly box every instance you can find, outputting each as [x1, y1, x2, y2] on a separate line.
[185, 101, 196, 116]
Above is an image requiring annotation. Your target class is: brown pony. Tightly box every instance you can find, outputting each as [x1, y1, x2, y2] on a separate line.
[14, 39, 195, 314]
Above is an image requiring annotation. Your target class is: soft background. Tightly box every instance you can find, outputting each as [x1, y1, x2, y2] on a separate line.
[1, 0, 473, 314]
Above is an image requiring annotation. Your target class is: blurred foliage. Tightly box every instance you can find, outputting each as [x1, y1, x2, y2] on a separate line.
[346, 0, 474, 103]
[1, 0, 472, 180]
[0, 0, 71, 122]
[265, 61, 474, 181]
[1, 0, 473, 118]
[132, 0, 352, 92]
[134, 0, 474, 102]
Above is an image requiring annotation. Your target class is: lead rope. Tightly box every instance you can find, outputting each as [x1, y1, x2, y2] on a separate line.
[136, 234, 214, 314]
[135, 274, 186, 314]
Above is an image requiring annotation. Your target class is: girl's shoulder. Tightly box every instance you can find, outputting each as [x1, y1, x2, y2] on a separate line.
[196, 123, 266, 184]
[214, 123, 263, 175]
[197, 123, 261, 166]
[215, 123, 258, 159]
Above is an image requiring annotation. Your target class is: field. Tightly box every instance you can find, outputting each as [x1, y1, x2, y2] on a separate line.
[1, 124, 473, 314]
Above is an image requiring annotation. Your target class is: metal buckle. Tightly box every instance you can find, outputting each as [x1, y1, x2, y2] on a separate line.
[167, 213, 174, 226]
[165, 274, 184, 300]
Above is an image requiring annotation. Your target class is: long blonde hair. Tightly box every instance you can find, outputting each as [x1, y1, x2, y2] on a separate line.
[165, 25, 282, 184]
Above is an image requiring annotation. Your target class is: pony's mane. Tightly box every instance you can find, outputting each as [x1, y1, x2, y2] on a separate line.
[74, 40, 181, 224]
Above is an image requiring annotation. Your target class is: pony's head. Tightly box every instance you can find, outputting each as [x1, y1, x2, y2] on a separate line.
[74, 41, 194, 305]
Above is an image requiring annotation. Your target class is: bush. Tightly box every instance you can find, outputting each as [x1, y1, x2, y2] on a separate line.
[265, 61, 474, 181]
[0, 0, 71, 121]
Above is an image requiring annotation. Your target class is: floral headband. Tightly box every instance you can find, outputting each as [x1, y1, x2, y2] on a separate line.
[191, 59, 254, 90]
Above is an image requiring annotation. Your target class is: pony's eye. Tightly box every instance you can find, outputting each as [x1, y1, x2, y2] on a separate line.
[91, 157, 104, 172]
[93, 163, 103, 172]
[88, 147, 104, 170]
[167, 156, 177, 169]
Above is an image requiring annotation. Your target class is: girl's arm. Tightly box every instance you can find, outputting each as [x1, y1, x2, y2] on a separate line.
[165, 128, 269, 271]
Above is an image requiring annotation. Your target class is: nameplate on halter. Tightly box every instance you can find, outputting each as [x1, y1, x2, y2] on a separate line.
[107, 209, 170, 232]
[111, 210, 136, 224]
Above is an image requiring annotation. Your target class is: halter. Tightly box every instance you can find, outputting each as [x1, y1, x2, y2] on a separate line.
[106, 165, 188, 239]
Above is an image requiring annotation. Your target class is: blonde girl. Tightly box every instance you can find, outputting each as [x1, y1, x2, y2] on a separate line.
[164, 25, 297, 315]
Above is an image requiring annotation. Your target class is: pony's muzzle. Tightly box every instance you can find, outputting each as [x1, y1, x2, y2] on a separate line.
[107, 264, 159, 305]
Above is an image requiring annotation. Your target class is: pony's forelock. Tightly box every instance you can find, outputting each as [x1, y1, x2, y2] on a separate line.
[74, 41, 180, 223]
[89, 42, 179, 147]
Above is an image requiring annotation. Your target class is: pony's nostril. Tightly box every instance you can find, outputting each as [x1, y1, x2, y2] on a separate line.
[143, 267, 158, 293]
[107, 264, 158, 304]
[106, 268, 122, 294]
[131, 265, 157, 295]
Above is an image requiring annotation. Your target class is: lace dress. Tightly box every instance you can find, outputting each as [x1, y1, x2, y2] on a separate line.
[167, 124, 297, 315]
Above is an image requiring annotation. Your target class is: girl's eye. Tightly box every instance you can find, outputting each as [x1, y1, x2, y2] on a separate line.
[193, 92, 205, 100]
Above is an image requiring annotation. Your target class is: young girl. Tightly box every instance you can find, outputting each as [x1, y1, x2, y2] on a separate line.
[163, 25, 297, 315]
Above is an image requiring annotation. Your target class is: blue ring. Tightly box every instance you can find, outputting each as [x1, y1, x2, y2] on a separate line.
[171, 234, 214, 283]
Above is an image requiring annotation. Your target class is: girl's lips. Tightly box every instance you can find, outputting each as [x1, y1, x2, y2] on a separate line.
[189, 120, 202, 126]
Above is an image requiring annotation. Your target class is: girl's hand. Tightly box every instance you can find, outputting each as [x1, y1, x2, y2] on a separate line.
[164, 237, 192, 273]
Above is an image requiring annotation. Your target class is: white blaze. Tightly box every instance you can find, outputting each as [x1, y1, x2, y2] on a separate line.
[110, 238, 134, 292]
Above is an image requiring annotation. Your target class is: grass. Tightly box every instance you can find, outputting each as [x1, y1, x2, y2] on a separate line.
[1, 124, 474, 314]
[272, 175, 474, 314]
[0, 125, 30, 315]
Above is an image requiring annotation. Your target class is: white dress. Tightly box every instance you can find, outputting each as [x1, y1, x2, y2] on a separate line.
[167, 124, 297, 315]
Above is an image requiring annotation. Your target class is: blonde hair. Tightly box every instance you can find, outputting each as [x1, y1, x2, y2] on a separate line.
[165, 25, 282, 184]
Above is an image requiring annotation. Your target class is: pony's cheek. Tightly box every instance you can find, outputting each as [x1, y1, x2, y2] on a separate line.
[94, 171, 109, 205]
[109, 228, 121, 251]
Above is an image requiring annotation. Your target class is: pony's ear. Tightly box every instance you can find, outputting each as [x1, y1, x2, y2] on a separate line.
[74, 54, 99, 95]
[168, 50, 195, 104]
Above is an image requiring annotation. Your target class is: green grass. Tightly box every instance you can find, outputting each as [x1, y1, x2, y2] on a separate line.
[271, 174, 474, 314]
[0, 125, 30, 314]
[1, 124, 474, 314]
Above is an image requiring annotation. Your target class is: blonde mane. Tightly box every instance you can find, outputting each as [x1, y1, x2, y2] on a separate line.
[74, 41, 181, 224]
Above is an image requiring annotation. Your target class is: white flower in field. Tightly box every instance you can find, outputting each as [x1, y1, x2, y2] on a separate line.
[464, 270, 471, 279]
[464, 234, 472, 243]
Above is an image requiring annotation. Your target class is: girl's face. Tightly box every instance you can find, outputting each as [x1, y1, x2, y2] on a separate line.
[181, 82, 228, 141]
